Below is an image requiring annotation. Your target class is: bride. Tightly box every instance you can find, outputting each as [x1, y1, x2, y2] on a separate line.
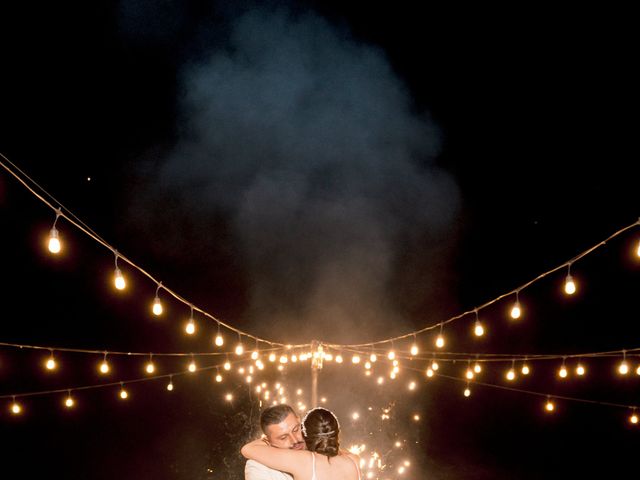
[241, 407, 361, 480]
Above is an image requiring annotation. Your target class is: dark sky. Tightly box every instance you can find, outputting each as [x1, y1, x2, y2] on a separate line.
[0, 2, 638, 479]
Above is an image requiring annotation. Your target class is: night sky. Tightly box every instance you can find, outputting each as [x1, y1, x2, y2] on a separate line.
[1, 2, 638, 479]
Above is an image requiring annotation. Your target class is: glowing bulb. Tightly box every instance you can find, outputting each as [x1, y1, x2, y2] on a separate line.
[352, 355, 361, 364]
[48, 227, 61, 254]
[352, 412, 360, 420]
[377, 376, 384, 385]
[388, 350, 396, 360]
[510, 301, 521, 319]
[120, 388, 128, 400]
[152, 296, 163, 316]
[558, 365, 568, 378]
[114, 268, 126, 290]
[65, 396, 74, 408]
[188, 360, 197, 372]
[576, 364, 585, 376]
[408, 381, 416, 390]
[545, 399, 555, 412]
[335, 355, 343, 364]
[466, 368, 474, 380]
[364, 361, 372, 370]
[474, 362, 482, 374]
[464, 387, 471, 397]
[474, 320, 484, 337]
[564, 274, 576, 295]
[631, 413, 639, 424]
[370, 353, 377, 363]
[521, 363, 530, 375]
[46, 356, 56, 371]
[11, 401, 22, 414]
[431, 360, 439, 371]
[235, 344, 244, 356]
[435, 335, 445, 349]
[636, 239, 640, 257]
[99, 355, 110, 374]
[269, 353, 277, 362]
[167, 381, 174, 391]
[225, 393, 233, 402]
[251, 350, 259, 360]
[506, 369, 516, 381]
[410, 345, 419, 356]
[145, 362, 155, 374]
[426, 368, 434, 377]
[224, 361, 231, 371]
[185, 320, 195, 335]
[619, 360, 629, 375]
[636, 365, 640, 376]
[413, 414, 420, 421]
[215, 334, 224, 346]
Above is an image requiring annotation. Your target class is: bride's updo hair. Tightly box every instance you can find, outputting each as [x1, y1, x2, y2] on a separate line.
[302, 407, 340, 457]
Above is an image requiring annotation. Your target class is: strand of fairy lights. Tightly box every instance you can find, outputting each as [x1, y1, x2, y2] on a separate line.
[3, 154, 640, 355]
[0, 153, 294, 348]
[329, 217, 640, 349]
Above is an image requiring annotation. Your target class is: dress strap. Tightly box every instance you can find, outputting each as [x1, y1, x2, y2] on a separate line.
[311, 452, 317, 480]
[347, 455, 361, 480]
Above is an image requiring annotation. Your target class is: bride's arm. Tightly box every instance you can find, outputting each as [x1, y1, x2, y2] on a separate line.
[241, 439, 308, 476]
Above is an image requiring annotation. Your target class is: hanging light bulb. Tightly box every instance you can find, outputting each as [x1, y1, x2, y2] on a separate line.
[352, 354, 361, 364]
[545, 397, 555, 412]
[235, 336, 244, 356]
[269, 352, 277, 362]
[99, 352, 110, 374]
[465, 361, 474, 380]
[435, 324, 445, 348]
[113, 252, 126, 290]
[510, 292, 521, 319]
[188, 354, 197, 372]
[185, 306, 196, 335]
[64, 390, 75, 408]
[473, 310, 484, 337]
[388, 349, 396, 360]
[630, 409, 639, 425]
[410, 336, 419, 356]
[558, 358, 568, 379]
[426, 367, 434, 377]
[45, 350, 57, 371]
[119, 383, 128, 400]
[224, 355, 231, 371]
[464, 383, 471, 397]
[473, 361, 482, 374]
[215, 367, 223, 383]
[167, 376, 174, 391]
[576, 361, 586, 376]
[11, 397, 22, 414]
[506, 360, 516, 381]
[47, 209, 62, 254]
[251, 350, 259, 360]
[564, 266, 576, 295]
[521, 359, 530, 375]
[145, 354, 155, 374]
[370, 352, 377, 363]
[152, 283, 163, 316]
[618, 351, 629, 375]
[431, 358, 439, 371]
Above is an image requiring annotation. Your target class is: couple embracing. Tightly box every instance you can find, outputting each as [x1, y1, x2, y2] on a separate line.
[242, 404, 361, 480]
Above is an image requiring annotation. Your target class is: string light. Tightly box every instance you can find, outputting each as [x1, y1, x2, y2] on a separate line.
[152, 282, 163, 316]
[410, 335, 419, 356]
[506, 360, 516, 381]
[558, 357, 568, 379]
[618, 350, 629, 375]
[167, 375, 174, 391]
[235, 333, 244, 356]
[99, 352, 110, 374]
[45, 349, 56, 371]
[47, 209, 62, 254]
[352, 354, 361, 364]
[435, 324, 445, 349]
[636, 239, 640, 258]
[564, 265, 576, 295]
[370, 352, 377, 363]
[472, 309, 485, 337]
[510, 291, 522, 320]
[545, 396, 555, 412]
[188, 354, 197, 372]
[576, 360, 586, 376]
[214, 323, 224, 346]
[11, 396, 22, 414]
[64, 390, 74, 408]
[473, 356, 482, 374]
[521, 358, 530, 375]
[630, 408, 639, 425]
[145, 354, 155, 374]
[215, 367, 223, 383]
[185, 306, 196, 335]
[465, 360, 474, 380]
[119, 382, 128, 400]
[224, 355, 231, 371]
[113, 252, 126, 290]
[464, 383, 471, 397]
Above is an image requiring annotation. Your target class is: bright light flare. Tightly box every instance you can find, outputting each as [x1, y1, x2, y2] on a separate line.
[48, 227, 61, 254]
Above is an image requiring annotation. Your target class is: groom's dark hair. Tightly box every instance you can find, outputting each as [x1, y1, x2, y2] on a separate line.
[260, 404, 297, 433]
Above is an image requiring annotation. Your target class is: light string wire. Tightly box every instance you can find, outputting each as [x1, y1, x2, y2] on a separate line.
[331, 218, 640, 348]
[0, 340, 306, 358]
[0, 153, 298, 348]
[0, 355, 254, 400]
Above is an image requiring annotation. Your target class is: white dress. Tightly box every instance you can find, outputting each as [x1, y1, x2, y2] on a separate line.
[310, 452, 361, 480]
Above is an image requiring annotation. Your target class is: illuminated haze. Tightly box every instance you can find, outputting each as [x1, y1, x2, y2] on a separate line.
[128, 6, 461, 344]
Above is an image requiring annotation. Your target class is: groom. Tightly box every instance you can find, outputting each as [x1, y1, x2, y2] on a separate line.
[245, 404, 306, 480]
